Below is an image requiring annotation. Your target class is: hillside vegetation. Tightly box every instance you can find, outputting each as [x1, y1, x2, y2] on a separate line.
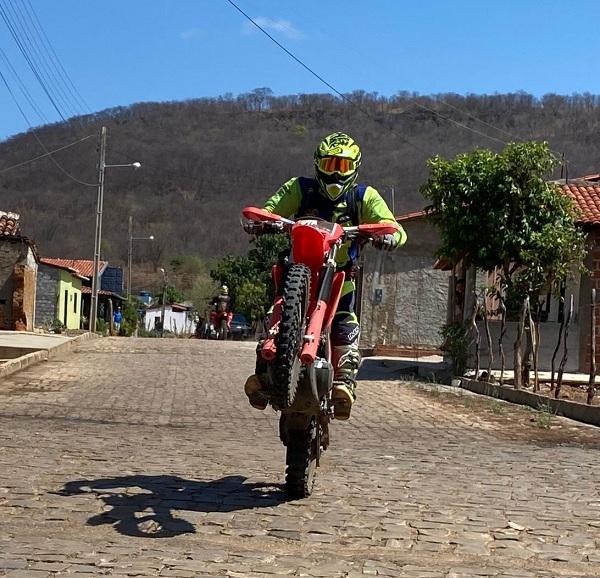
[2, 89, 600, 270]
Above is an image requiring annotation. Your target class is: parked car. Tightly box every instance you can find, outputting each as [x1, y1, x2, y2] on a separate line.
[229, 313, 252, 340]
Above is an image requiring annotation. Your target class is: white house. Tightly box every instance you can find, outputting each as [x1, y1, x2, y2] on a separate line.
[144, 303, 194, 334]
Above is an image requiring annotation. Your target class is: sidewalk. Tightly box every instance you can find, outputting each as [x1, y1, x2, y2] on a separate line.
[0, 330, 98, 379]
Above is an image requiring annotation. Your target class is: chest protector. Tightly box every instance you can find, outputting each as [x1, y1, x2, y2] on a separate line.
[297, 177, 367, 263]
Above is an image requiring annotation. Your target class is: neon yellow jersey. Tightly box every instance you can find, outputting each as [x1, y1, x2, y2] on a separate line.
[263, 177, 407, 266]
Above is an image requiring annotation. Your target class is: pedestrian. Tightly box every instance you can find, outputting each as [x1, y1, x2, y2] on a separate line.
[113, 306, 123, 334]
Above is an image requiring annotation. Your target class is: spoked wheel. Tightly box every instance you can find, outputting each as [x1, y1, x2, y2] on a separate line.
[271, 264, 310, 410]
[285, 417, 321, 499]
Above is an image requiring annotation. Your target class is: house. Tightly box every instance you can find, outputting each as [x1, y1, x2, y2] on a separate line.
[435, 179, 600, 373]
[144, 302, 194, 334]
[39, 259, 124, 329]
[0, 211, 38, 331]
[36, 259, 87, 330]
[358, 210, 450, 356]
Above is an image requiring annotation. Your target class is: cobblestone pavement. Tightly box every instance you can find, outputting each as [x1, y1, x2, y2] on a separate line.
[1, 338, 600, 578]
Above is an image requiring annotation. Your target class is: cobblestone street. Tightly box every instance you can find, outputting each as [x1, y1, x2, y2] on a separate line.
[1, 337, 600, 577]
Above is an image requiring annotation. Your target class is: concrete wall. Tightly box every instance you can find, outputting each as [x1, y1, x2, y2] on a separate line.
[579, 228, 600, 372]
[144, 307, 193, 334]
[360, 219, 450, 349]
[35, 265, 59, 327]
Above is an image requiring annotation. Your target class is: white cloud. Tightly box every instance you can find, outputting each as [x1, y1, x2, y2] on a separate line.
[243, 17, 303, 40]
[180, 28, 204, 41]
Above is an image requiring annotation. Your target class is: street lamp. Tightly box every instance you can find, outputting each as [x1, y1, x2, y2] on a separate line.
[127, 214, 154, 301]
[89, 126, 141, 333]
[159, 267, 167, 337]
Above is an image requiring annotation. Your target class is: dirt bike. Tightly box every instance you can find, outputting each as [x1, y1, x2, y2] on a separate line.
[210, 309, 232, 340]
[242, 207, 399, 499]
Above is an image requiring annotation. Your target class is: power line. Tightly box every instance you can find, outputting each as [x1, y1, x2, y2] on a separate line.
[23, 0, 90, 113]
[0, 67, 96, 186]
[224, 0, 431, 156]
[0, 133, 94, 174]
[0, 0, 67, 121]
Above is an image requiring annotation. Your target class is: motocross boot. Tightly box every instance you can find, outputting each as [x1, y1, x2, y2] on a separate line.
[244, 342, 269, 410]
[331, 343, 361, 420]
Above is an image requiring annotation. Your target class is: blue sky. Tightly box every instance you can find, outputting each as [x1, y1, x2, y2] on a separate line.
[1, 0, 599, 141]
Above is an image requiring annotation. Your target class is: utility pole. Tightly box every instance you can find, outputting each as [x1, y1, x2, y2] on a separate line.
[127, 215, 133, 301]
[90, 126, 107, 333]
[160, 267, 167, 337]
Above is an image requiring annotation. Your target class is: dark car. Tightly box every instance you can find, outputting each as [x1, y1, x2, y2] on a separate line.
[229, 313, 253, 340]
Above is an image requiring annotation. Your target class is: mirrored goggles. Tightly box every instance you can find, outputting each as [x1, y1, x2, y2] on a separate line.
[317, 156, 356, 176]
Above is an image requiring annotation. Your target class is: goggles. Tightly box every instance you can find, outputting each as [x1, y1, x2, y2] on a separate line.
[317, 156, 357, 176]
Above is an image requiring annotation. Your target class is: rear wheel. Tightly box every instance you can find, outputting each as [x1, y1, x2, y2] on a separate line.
[285, 417, 320, 499]
[271, 264, 310, 410]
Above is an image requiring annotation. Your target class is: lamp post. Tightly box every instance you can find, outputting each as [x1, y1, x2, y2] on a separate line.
[127, 214, 154, 301]
[159, 267, 167, 337]
[89, 126, 141, 333]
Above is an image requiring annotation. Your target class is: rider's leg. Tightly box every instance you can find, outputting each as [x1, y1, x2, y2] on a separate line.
[244, 305, 273, 410]
[330, 280, 361, 420]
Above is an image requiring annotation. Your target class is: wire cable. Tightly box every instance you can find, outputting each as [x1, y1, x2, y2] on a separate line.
[0, 133, 94, 174]
[0, 67, 96, 186]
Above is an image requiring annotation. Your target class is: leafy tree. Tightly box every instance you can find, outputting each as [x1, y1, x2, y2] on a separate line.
[155, 284, 185, 305]
[210, 233, 289, 318]
[421, 141, 587, 380]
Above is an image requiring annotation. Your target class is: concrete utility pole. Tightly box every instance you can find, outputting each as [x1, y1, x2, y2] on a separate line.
[89, 126, 107, 334]
[127, 215, 133, 301]
[89, 127, 141, 333]
[159, 267, 167, 337]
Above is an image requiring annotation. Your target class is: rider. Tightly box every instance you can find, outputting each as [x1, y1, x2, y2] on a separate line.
[212, 285, 231, 314]
[243, 132, 407, 419]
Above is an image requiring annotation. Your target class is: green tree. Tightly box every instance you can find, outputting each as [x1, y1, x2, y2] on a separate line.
[421, 141, 587, 380]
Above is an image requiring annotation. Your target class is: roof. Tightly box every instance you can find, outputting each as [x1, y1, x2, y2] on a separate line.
[80, 286, 125, 300]
[40, 258, 107, 278]
[561, 184, 600, 225]
[0, 211, 21, 237]
[146, 302, 189, 312]
[39, 258, 88, 280]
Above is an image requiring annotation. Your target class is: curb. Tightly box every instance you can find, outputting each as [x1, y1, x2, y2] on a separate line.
[0, 332, 100, 380]
[460, 377, 600, 428]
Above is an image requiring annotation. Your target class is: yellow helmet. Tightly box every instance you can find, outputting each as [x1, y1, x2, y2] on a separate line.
[314, 132, 361, 201]
[221, 285, 228, 295]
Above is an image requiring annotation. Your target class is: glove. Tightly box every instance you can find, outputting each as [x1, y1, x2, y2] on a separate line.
[243, 221, 264, 235]
[372, 234, 398, 251]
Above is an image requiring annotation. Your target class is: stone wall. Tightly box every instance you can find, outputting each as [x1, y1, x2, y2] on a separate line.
[35, 265, 59, 327]
[359, 219, 450, 351]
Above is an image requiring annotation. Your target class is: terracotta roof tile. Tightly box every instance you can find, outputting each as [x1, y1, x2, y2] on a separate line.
[40, 258, 107, 278]
[561, 184, 600, 225]
[0, 211, 21, 237]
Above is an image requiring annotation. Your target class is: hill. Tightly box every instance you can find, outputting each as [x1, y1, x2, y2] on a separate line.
[2, 89, 600, 269]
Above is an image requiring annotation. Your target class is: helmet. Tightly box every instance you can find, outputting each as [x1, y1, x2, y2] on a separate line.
[221, 285, 228, 295]
[314, 132, 361, 201]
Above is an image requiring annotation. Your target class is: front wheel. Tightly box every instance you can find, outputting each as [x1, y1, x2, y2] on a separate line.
[285, 417, 320, 499]
[271, 264, 310, 410]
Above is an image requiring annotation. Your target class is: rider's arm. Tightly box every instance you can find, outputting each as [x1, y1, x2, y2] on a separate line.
[263, 177, 302, 218]
[360, 186, 407, 246]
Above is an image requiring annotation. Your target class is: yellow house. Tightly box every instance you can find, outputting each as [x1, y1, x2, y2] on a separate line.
[36, 259, 86, 330]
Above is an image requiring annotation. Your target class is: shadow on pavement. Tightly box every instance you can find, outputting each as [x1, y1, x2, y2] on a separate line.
[358, 357, 449, 381]
[58, 474, 285, 538]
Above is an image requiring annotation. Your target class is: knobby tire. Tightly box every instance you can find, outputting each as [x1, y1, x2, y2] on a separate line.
[285, 417, 319, 499]
[271, 264, 310, 410]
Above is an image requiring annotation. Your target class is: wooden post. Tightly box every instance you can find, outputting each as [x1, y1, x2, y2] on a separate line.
[555, 294, 574, 399]
[498, 292, 507, 386]
[468, 293, 480, 379]
[482, 291, 493, 381]
[588, 288, 597, 405]
[550, 296, 566, 392]
[514, 298, 527, 389]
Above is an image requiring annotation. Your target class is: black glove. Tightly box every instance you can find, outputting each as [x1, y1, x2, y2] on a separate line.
[372, 234, 398, 251]
[243, 221, 264, 235]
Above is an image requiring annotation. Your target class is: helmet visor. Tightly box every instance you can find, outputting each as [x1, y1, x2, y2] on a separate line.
[317, 156, 356, 176]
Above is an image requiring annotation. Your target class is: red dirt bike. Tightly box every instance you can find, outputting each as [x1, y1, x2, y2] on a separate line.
[210, 309, 233, 340]
[242, 207, 399, 498]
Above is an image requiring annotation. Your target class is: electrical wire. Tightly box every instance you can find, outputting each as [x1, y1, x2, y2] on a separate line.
[0, 133, 94, 174]
[0, 67, 96, 186]
[0, 0, 67, 121]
